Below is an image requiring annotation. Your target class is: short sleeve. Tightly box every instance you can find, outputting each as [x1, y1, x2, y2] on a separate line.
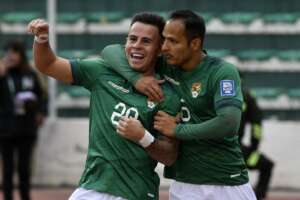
[212, 62, 243, 110]
[70, 58, 108, 90]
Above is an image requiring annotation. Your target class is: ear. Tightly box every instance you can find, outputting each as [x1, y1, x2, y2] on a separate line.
[157, 40, 163, 56]
[190, 38, 201, 51]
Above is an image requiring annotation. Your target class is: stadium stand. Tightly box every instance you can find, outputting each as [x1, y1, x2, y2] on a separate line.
[0, 0, 300, 120]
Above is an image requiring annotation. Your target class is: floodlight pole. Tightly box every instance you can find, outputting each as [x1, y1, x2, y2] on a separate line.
[47, 0, 57, 120]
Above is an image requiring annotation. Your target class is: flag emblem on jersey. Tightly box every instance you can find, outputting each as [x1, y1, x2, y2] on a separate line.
[220, 80, 235, 96]
[147, 100, 156, 109]
[191, 82, 201, 98]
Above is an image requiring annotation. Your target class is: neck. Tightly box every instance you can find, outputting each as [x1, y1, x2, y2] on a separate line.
[182, 51, 206, 71]
[142, 67, 155, 77]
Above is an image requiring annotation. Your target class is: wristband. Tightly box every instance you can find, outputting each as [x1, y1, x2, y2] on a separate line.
[138, 130, 155, 148]
[34, 34, 49, 44]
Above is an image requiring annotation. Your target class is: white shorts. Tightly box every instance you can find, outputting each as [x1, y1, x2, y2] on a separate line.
[169, 181, 257, 200]
[69, 188, 127, 200]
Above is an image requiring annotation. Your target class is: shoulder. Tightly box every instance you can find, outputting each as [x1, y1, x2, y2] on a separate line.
[206, 56, 238, 74]
[73, 57, 109, 67]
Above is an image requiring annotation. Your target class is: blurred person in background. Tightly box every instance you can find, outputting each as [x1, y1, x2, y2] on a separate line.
[238, 80, 275, 200]
[0, 40, 46, 200]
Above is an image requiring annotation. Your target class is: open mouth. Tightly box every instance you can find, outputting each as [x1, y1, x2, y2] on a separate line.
[164, 54, 173, 60]
[131, 53, 145, 61]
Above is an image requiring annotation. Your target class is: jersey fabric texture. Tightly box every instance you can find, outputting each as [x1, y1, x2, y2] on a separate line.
[100, 44, 249, 186]
[70, 58, 180, 200]
[160, 55, 248, 185]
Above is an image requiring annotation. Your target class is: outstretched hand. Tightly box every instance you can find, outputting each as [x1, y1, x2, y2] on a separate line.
[135, 76, 165, 102]
[154, 111, 177, 137]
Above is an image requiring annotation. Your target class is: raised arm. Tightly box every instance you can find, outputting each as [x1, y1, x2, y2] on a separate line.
[27, 19, 73, 84]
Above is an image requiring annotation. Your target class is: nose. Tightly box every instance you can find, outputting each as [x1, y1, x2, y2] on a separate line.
[132, 39, 142, 48]
[162, 41, 169, 52]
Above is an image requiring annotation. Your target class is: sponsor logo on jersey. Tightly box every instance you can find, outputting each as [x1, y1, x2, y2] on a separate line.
[147, 193, 155, 198]
[163, 75, 180, 85]
[220, 80, 235, 96]
[108, 81, 129, 93]
[191, 82, 201, 98]
[230, 173, 241, 178]
[147, 99, 156, 109]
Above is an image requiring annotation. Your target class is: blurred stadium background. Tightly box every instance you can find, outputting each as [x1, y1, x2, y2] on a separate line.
[1, 0, 300, 199]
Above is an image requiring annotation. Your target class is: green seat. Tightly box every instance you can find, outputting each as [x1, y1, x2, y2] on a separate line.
[57, 12, 83, 23]
[2, 12, 42, 23]
[236, 49, 274, 61]
[288, 89, 300, 99]
[277, 50, 300, 61]
[26, 50, 33, 60]
[219, 12, 259, 24]
[251, 88, 283, 99]
[59, 50, 92, 59]
[208, 49, 231, 58]
[86, 12, 125, 23]
[152, 11, 169, 19]
[196, 12, 215, 23]
[263, 13, 300, 24]
[58, 84, 90, 98]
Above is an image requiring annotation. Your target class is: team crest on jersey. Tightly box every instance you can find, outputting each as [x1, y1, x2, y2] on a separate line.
[147, 99, 156, 109]
[220, 80, 235, 96]
[191, 82, 201, 98]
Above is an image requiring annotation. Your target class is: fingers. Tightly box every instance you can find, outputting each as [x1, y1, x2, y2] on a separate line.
[175, 113, 182, 123]
[146, 84, 163, 102]
[157, 79, 165, 84]
[155, 111, 169, 119]
[136, 77, 164, 102]
[27, 18, 49, 36]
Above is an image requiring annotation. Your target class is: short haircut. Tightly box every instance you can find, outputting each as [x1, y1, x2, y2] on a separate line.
[130, 12, 166, 39]
[169, 10, 206, 46]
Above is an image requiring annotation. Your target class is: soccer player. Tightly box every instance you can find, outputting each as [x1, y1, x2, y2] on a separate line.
[239, 87, 275, 200]
[101, 10, 257, 200]
[27, 12, 181, 200]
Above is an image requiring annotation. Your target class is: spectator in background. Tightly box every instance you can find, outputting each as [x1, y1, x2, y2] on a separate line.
[238, 81, 275, 200]
[0, 40, 46, 200]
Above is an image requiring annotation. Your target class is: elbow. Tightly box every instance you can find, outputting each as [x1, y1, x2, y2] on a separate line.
[222, 114, 241, 136]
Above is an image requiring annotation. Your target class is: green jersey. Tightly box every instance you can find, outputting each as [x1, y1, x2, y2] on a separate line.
[70, 58, 180, 200]
[161, 56, 248, 185]
[100, 44, 249, 186]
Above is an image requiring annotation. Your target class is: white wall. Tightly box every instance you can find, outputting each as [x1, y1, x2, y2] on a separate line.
[32, 118, 300, 189]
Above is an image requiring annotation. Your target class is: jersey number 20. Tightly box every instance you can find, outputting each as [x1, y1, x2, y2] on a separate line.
[111, 102, 139, 126]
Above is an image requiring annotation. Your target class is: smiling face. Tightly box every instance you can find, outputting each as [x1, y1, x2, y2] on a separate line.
[125, 22, 162, 75]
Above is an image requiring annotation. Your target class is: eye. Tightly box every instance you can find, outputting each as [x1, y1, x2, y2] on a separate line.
[169, 38, 177, 44]
[127, 36, 137, 43]
[142, 38, 152, 44]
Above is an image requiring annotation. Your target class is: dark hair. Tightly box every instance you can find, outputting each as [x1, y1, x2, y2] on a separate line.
[130, 12, 166, 39]
[169, 10, 206, 46]
[3, 40, 30, 72]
